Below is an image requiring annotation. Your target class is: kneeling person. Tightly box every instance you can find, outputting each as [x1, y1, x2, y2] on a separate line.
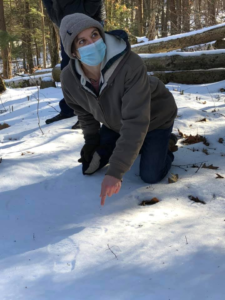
[60, 13, 178, 205]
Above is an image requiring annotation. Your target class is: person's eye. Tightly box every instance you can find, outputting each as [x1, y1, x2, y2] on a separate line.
[79, 39, 85, 45]
[92, 32, 99, 38]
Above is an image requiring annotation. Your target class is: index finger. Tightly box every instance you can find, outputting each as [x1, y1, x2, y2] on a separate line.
[101, 194, 106, 206]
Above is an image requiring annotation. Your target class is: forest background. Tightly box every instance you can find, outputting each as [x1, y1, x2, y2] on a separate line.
[0, 0, 225, 79]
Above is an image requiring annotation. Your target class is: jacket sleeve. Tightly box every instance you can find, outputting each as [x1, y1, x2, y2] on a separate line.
[62, 85, 101, 137]
[106, 64, 151, 180]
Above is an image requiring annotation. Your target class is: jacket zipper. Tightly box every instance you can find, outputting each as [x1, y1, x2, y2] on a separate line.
[81, 85, 112, 129]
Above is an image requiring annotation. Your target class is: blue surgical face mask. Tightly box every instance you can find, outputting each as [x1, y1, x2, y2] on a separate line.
[77, 38, 106, 66]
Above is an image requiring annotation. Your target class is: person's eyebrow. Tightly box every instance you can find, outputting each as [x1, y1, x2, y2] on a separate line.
[76, 29, 98, 43]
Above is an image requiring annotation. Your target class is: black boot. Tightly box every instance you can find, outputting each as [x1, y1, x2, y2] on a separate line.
[71, 121, 81, 130]
[45, 114, 71, 125]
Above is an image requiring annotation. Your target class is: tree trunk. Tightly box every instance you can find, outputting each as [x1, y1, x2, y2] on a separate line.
[193, 0, 202, 29]
[137, 0, 143, 35]
[132, 23, 225, 53]
[148, 0, 156, 40]
[169, 0, 177, 35]
[39, 0, 47, 68]
[182, 0, 190, 32]
[161, 0, 167, 37]
[50, 23, 60, 67]
[0, 76, 6, 93]
[24, 1, 34, 73]
[207, 0, 216, 26]
[176, 0, 181, 33]
[0, 0, 12, 78]
[140, 51, 225, 71]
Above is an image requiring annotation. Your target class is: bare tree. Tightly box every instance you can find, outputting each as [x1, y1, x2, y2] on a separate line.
[0, 0, 12, 78]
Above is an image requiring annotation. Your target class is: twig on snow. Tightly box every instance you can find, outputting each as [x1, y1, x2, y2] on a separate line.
[36, 86, 44, 135]
[107, 244, 118, 260]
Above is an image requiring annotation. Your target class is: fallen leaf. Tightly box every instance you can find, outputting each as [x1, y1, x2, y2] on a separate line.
[202, 163, 219, 170]
[196, 118, 208, 122]
[0, 123, 10, 130]
[188, 195, 206, 204]
[168, 173, 179, 183]
[219, 88, 225, 92]
[218, 138, 224, 143]
[139, 197, 160, 206]
[178, 129, 184, 137]
[202, 148, 209, 155]
[201, 101, 207, 104]
[216, 173, 224, 179]
[180, 133, 209, 146]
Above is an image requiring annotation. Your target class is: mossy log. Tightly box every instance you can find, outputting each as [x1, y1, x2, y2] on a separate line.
[132, 24, 225, 54]
[140, 51, 225, 71]
[40, 77, 56, 89]
[151, 68, 225, 84]
[52, 64, 61, 82]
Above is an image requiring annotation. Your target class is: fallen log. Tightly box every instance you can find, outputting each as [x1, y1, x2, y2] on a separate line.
[150, 68, 225, 84]
[132, 23, 225, 54]
[5, 73, 52, 88]
[40, 77, 56, 89]
[140, 50, 225, 71]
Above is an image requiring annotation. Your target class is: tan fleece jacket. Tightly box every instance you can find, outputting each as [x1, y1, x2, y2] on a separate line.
[61, 34, 177, 180]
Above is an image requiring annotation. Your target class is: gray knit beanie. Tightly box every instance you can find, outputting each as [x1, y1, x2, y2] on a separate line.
[60, 13, 105, 59]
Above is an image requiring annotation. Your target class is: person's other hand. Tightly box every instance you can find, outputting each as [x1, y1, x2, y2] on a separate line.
[100, 175, 121, 206]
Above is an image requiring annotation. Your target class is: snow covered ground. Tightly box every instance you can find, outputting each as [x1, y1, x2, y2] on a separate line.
[0, 80, 225, 300]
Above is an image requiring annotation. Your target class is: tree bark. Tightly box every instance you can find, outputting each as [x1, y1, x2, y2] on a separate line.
[39, 0, 47, 68]
[0, 0, 12, 78]
[140, 51, 225, 71]
[132, 24, 225, 53]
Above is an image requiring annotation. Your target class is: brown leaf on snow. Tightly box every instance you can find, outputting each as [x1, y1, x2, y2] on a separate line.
[139, 197, 160, 206]
[178, 129, 184, 137]
[216, 173, 224, 179]
[188, 195, 206, 204]
[219, 88, 225, 92]
[218, 138, 224, 144]
[181, 134, 209, 146]
[196, 118, 208, 122]
[168, 173, 179, 183]
[0, 123, 10, 130]
[202, 163, 219, 170]
[201, 101, 207, 104]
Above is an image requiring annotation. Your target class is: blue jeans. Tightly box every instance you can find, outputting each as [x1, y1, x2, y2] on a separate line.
[100, 125, 174, 183]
